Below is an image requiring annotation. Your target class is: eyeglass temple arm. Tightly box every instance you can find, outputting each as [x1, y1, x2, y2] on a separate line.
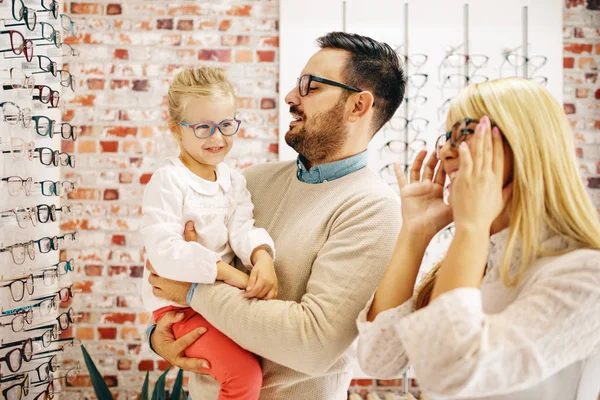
[23, 324, 56, 333]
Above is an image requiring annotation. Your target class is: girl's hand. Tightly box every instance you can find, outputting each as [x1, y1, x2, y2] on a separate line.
[395, 150, 453, 243]
[450, 116, 513, 232]
[244, 255, 278, 300]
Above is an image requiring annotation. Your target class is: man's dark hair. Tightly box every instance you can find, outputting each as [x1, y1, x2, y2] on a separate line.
[317, 31, 406, 135]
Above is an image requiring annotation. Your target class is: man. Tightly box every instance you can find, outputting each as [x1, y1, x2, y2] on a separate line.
[147, 31, 406, 399]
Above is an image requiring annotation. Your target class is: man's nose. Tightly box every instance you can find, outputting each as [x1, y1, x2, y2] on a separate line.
[284, 85, 300, 106]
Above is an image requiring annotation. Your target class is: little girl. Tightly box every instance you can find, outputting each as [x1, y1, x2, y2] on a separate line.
[141, 67, 276, 400]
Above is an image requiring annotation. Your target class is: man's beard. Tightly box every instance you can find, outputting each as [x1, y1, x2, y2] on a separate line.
[284, 98, 348, 165]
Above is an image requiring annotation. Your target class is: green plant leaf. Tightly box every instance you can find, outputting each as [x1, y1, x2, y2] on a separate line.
[151, 365, 171, 400]
[170, 369, 184, 400]
[140, 371, 150, 400]
[80, 345, 115, 400]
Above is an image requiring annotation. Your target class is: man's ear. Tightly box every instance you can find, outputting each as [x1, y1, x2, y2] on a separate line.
[347, 91, 375, 123]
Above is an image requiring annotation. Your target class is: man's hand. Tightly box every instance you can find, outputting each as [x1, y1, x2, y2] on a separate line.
[147, 260, 192, 306]
[151, 311, 210, 374]
[245, 250, 277, 300]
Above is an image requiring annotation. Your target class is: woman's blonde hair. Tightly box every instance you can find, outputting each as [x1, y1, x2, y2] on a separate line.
[167, 67, 236, 132]
[415, 77, 600, 309]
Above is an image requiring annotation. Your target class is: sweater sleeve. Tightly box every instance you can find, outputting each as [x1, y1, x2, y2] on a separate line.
[140, 168, 219, 283]
[189, 196, 402, 375]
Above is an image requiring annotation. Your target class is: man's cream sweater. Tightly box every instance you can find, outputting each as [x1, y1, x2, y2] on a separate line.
[189, 161, 402, 399]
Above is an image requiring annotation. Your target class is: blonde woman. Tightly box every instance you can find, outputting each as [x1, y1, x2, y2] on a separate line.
[141, 67, 277, 400]
[357, 78, 600, 399]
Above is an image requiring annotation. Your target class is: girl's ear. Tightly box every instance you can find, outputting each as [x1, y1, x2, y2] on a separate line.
[168, 121, 182, 142]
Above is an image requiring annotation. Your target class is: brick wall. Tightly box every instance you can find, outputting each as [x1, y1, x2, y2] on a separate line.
[60, 1, 279, 398]
[59, 0, 599, 399]
[564, 0, 600, 213]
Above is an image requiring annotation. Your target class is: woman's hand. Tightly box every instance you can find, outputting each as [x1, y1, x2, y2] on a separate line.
[450, 116, 512, 233]
[395, 150, 453, 243]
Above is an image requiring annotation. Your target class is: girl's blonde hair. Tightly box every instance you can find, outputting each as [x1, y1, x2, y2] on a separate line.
[415, 77, 600, 310]
[167, 67, 236, 132]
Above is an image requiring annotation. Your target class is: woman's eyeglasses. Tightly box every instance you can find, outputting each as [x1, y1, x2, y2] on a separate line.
[435, 117, 498, 159]
[0, 30, 34, 62]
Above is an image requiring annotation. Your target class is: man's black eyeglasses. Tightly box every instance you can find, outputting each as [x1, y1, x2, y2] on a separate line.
[297, 74, 362, 97]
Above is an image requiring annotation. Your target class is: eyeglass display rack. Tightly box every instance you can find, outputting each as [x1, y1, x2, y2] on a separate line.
[0, 0, 82, 398]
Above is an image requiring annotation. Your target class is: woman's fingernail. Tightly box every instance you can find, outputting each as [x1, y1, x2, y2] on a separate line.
[201, 361, 210, 369]
[186, 222, 193, 230]
[460, 142, 468, 150]
[198, 327, 206, 334]
[493, 127, 500, 136]
[175, 312, 183, 319]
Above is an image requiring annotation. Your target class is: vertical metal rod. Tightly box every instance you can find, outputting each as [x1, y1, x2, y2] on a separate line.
[403, 1, 410, 169]
[402, 370, 409, 394]
[464, 3, 469, 86]
[342, 1, 347, 32]
[522, 6, 528, 78]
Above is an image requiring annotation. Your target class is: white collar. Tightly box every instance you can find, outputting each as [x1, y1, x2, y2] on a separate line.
[165, 157, 232, 195]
